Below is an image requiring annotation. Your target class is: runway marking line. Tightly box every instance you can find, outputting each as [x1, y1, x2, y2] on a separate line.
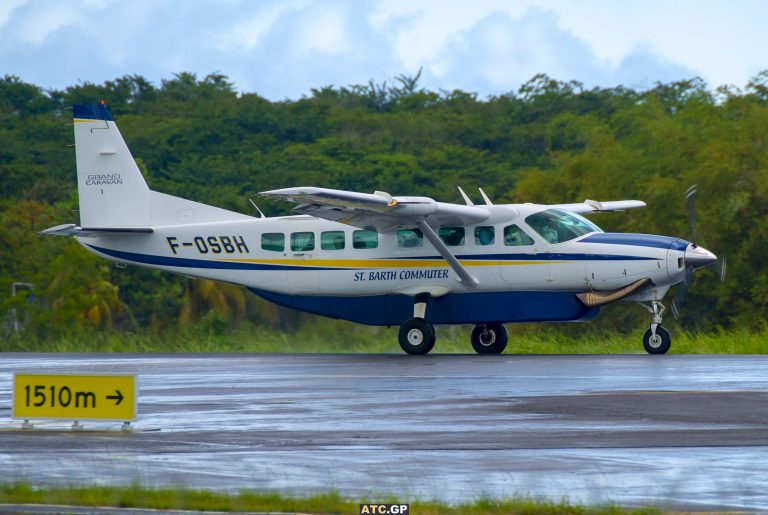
[583, 390, 764, 396]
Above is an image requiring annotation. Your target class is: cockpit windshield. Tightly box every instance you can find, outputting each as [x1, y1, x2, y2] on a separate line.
[524, 209, 602, 244]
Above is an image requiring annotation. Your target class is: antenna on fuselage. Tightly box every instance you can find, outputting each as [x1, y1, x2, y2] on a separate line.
[248, 198, 266, 218]
[478, 188, 493, 206]
[457, 187, 474, 206]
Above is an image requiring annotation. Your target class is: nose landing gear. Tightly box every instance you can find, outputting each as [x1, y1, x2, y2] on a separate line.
[641, 301, 671, 354]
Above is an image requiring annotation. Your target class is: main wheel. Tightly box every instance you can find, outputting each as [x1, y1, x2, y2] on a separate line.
[471, 323, 508, 354]
[643, 325, 671, 354]
[398, 318, 436, 355]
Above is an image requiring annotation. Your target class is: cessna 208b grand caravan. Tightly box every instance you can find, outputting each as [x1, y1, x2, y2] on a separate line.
[42, 103, 718, 355]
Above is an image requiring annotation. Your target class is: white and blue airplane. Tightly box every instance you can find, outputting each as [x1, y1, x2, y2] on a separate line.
[42, 103, 718, 355]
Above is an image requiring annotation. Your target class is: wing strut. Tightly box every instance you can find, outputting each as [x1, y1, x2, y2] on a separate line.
[416, 220, 479, 289]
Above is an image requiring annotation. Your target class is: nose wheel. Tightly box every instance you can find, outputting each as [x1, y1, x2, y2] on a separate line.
[641, 301, 671, 354]
[643, 325, 671, 354]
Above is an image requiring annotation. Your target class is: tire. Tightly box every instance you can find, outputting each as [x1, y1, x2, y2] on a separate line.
[471, 323, 508, 354]
[643, 325, 671, 354]
[398, 318, 436, 355]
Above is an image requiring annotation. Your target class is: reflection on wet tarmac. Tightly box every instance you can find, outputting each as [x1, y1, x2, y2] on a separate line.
[1, 354, 767, 511]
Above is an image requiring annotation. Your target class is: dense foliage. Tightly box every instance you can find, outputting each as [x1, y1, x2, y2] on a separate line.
[2, 71, 767, 341]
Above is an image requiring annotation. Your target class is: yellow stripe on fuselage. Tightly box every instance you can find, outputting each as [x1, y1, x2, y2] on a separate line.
[218, 257, 567, 268]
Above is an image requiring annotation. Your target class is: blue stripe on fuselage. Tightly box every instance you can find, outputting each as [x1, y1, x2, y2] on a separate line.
[393, 253, 658, 261]
[579, 233, 689, 251]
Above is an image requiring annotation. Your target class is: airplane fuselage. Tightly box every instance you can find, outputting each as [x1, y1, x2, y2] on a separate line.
[77, 204, 690, 326]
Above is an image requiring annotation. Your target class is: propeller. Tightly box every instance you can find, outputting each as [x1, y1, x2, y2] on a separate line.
[672, 185, 725, 319]
[685, 185, 698, 246]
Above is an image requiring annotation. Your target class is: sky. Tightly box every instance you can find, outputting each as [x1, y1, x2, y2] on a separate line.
[1, 0, 767, 100]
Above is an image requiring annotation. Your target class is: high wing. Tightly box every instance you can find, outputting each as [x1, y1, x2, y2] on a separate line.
[549, 199, 646, 214]
[260, 186, 489, 232]
[260, 186, 490, 288]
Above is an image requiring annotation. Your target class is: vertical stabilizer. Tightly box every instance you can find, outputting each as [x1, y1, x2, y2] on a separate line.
[73, 104, 150, 227]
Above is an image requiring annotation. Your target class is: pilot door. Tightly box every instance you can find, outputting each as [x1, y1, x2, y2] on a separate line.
[499, 223, 550, 289]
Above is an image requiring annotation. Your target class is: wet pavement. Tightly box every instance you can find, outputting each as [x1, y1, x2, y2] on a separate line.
[1, 353, 767, 511]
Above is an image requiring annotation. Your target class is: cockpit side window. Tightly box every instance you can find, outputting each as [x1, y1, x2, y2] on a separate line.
[524, 209, 601, 244]
[503, 224, 534, 246]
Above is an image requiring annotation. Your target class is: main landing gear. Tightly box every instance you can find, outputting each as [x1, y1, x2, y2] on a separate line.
[470, 324, 508, 354]
[397, 294, 509, 355]
[398, 318, 436, 355]
[641, 300, 671, 354]
[397, 319, 510, 355]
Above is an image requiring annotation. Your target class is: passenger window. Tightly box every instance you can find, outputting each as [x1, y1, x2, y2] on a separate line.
[474, 226, 495, 246]
[321, 231, 345, 250]
[397, 228, 423, 248]
[503, 225, 534, 246]
[353, 230, 379, 249]
[439, 227, 465, 246]
[290, 232, 315, 252]
[261, 233, 285, 252]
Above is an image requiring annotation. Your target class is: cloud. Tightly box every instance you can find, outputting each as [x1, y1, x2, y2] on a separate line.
[425, 8, 694, 95]
[215, 1, 307, 52]
[7, 0, 79, 45]
[0, 0, 729, 100]
[613, 45, 698, 89]
[227, 0, 399, 98]
[0, 0, 27, 31]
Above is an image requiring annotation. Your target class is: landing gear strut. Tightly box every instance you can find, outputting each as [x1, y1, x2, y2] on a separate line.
[641, 301, 671, 354]
[470, 323, 508, 354]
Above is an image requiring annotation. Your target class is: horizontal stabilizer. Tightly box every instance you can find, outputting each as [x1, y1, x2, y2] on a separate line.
[39, 224, 153, 237]
[576, 277, 653, 307]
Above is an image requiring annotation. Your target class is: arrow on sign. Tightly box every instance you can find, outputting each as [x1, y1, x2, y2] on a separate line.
[106, 390, 124, 406]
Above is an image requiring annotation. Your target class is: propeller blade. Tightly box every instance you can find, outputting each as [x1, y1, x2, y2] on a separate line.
[685, 184, 698, 246]
[672, 265, 695, 318]
[671, 298, 681, 319]
[717, 257, 727, 284]
[676, 185, 724, 319]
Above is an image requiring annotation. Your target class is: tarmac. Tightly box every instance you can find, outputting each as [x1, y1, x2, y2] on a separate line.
[1, 353, 767, 511]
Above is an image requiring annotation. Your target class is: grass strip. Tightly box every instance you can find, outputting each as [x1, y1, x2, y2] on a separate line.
[4, 323, 768, 354]
[0, 483, 661, 514]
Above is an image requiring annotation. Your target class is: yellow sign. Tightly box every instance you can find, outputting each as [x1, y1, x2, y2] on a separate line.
[12, 374, 137, 421]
